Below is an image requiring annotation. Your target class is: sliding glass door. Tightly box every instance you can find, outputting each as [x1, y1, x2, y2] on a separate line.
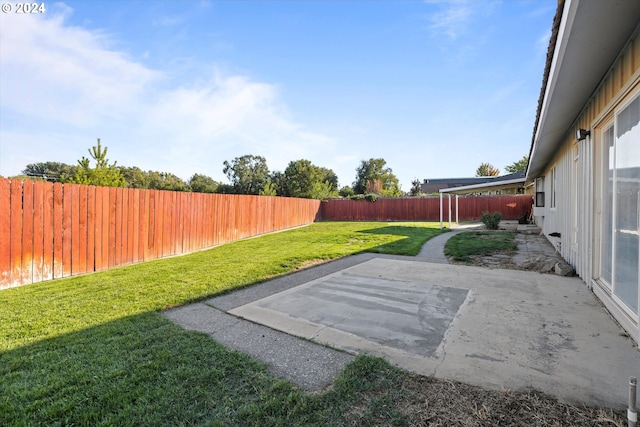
[612, 95, 639, 314]
[602, 93, 640, 316]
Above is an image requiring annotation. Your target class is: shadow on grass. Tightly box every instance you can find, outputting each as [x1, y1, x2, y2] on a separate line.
[356, 225, 449, 256]
[0, 311, 408, 426]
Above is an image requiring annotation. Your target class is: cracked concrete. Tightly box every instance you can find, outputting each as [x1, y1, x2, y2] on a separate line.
[164, 225, 640, 409]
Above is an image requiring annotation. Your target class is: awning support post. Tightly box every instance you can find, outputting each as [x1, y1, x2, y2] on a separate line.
[448, 194, 452, 229]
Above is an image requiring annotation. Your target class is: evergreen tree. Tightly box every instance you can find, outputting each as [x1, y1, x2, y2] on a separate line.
[70, 139, 126, 187]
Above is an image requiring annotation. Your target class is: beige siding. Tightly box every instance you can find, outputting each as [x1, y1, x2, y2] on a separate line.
[536, 30, 640, 279]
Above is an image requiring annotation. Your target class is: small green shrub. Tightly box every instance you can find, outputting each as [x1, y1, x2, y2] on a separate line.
[349, 193, 377, 202]
[480, 211, 502, 230]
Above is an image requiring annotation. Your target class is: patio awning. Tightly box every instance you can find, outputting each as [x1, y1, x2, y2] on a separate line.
[438, 177, 526, 196]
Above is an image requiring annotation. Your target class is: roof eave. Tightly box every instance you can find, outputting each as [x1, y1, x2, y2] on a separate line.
[526, 0, 640, 183]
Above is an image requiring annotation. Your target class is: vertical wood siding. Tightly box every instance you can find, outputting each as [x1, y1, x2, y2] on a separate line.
[0, 178, 321, 289]
[537, 29, 640, 279]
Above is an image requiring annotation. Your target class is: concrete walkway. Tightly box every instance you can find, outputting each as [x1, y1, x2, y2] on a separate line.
[415, 222, 483, 263]
[164, 226, 640, 409]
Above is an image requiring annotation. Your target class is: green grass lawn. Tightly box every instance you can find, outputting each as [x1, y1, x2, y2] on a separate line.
[0, 221, 446, 426]
[444, 231, 517, 263]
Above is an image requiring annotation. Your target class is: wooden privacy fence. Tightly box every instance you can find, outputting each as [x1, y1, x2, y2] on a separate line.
[0, 178, 321, 289]
[320, 195, 532, 222]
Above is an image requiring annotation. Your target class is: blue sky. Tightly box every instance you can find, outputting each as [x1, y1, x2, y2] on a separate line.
[0, 0, 555, 190]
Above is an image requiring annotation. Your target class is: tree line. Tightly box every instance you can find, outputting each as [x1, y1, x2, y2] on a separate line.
[9, 139, 528, 200]
[11, 139, 404, 199]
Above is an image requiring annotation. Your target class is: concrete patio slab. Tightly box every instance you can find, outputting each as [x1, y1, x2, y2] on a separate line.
[228, 258, 640, 409]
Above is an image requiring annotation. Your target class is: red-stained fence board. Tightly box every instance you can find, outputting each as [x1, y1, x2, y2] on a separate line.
[77, 185, 88, 274]
[53, 183, 64, 278]
[9, 180, 23, 286]
[100, 186, 110, 270]
[69, 184, 80, 275]
[139, 190, 149, 261]
[21, 180, 34, 285]
[114, 188, 123, 266]
[194, 193, 201, 249]
[181, 194, 193, 253]
[177, 192, 186, 254]
[32, 181, 45, 283]
[154, 191, 164, 258]
[211, 194, 219, 245]
[172, 191, 179, 255]
[120, 189, 128, 264]
[41, 182, 54, 281]
[94, 186, 104, 271]
[162, 191, 172, 256]
[146, 190, 155, 261]
[0, 179, 11, 287]
[108, 188, 117, 268]
[86, 186, 95, 273]
[132, 189, 140, 264]
[149, 190, 162, 259]
[127, 188, 135, 264]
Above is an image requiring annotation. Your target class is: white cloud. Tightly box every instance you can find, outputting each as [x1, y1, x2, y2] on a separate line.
[153, 16, 184, 27]
[0, 7, 335, 182]
[425, 0, 473, 40]
[1, 11, 160, 127]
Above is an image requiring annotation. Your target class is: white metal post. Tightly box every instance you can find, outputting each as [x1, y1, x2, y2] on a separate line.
[448, 194, 452, 228]
[439, 192, 443, 229]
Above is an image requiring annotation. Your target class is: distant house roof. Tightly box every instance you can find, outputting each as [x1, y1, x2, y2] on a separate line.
[420, 177, 495, 193]
[439, 171, 526, 194]
[421, 171, 525, 194]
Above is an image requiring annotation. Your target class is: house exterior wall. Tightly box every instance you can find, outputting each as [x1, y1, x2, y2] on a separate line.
[533, 29, 640, 343]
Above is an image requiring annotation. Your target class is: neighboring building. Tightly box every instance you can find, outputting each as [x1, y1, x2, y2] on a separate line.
[422, 171, 526, 195]
[420, 177, 495, 194]
[527, 0, 640, 344]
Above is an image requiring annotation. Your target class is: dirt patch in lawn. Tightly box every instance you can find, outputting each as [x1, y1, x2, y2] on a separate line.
[448, 232, 569, 275]
[348, 372, 625, 426]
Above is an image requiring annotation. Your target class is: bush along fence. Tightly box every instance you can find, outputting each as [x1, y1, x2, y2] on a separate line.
[319, 194, 532, 222]
[0, 178, 321, 289]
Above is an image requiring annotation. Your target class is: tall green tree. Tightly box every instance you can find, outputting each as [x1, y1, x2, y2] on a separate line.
[409, 178, 424, 196]
[504, 155, 529, 173]
[259, 180, 278, 196]
[475, 162, 500, 177]
[70, 139, 126, 187]
[282, 159, 338, 199]
[338, 186, 355, 198]
[309, 181, 338, 200]
[146, 171, 187, 191]
[353, 158, 402, 196]
[119, 166, 149, 188]
[188, 174, 220, 193]
[222, 155, 270, 195]
[21, 161, 77, 182]
[269, 171, 287, 196]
